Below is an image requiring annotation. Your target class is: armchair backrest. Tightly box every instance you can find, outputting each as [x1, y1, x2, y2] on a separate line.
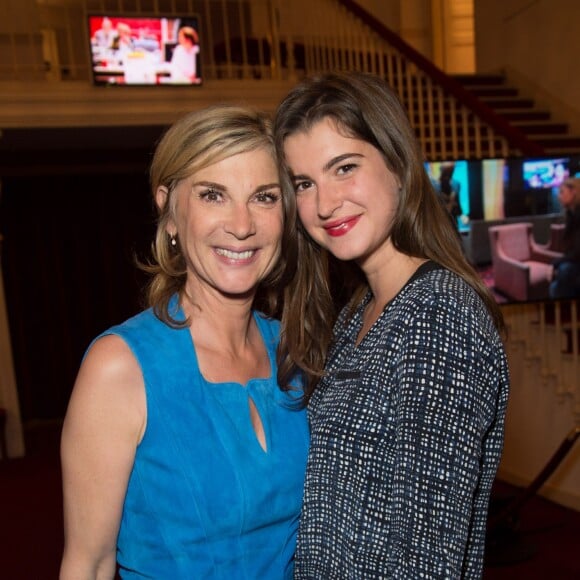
[488, 222, 534, 262]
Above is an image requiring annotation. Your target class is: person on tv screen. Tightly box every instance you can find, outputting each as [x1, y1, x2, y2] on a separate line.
[92, 17, 115, 49]
[274, 71, 510, 578]
[59, 105, 309, 579]
[110, 22, 135, 56]
[550, 177, 580, 298]
[169, 25, 201, 83]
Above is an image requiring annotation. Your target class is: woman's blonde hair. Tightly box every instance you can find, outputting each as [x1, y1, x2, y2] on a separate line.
[142, 104, 296, 325]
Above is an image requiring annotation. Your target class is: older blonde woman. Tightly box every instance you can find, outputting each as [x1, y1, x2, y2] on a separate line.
[60, 105, 308, 579]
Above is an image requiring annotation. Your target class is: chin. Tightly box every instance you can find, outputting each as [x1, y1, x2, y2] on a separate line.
[220, 285, 259, 300]
[326, 241, 365, 262]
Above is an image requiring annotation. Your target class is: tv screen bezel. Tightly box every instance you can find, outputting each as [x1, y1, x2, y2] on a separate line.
[87, 13, 202, 87]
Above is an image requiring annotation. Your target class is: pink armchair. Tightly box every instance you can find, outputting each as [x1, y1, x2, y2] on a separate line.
[488, 222, 563, 302]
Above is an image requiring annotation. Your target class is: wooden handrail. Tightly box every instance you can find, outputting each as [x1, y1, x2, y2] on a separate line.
[337, 0, 546, 158]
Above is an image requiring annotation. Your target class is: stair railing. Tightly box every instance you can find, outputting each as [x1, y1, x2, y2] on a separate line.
[1, 0, 546, 160]
[335, 0, 545, 159]
[505, 299, 580, 424]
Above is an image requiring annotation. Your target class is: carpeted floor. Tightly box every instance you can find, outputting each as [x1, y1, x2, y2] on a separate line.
[484, 480, 580, 579]
[1, 421, 579, 579]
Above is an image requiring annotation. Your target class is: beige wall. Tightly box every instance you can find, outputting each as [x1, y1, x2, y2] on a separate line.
[358, 0, 476, 73]
[431, 0, 475, 73]
[0, 236, 25, 458]
[0, 0, 40, 33]
[354, 0, 401, 29]
[474, 0, 580, 132]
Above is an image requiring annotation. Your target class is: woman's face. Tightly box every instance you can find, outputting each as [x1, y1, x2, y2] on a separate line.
[161, 147, 283, 300]
[283, 117, 401, 270]
[559, 182, 577, 209]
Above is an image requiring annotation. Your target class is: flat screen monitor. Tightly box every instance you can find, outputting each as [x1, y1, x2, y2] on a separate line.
[424, 155, 580, 305]
[87, 14, 202, 86]
[522, 157, 569, 189]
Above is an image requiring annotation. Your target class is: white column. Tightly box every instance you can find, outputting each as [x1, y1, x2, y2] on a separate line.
[431, 0, 475, 73]
[400, 0, 435, 60]
[0, 232, 25, 458]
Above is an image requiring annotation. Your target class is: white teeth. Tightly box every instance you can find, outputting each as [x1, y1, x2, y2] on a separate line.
[216, 248, 255, 260]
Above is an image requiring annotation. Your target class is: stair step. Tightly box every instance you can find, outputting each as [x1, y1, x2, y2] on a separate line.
[417, 125, 563, 139]
[500, 110, 552, 122]
[480, 97, 536, 109]
[466, 87, 520, 98]
[533, 135, 580, 148]
[451, 74, 579, 158]
[543, 148, 580, 157]
[514, 122, 569, 135]
[411, 110, 554, 125]
[452, 73, 506, 86]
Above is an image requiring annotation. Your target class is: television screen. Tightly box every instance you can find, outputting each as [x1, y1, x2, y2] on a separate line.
[88, 14, 202, 86]
[522, 157, 569, 189]
[425, 155, 580, 305]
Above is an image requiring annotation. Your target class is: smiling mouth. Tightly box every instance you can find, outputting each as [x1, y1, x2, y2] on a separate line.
[323, 216, 360, 237]
[215, 248, 256, 260]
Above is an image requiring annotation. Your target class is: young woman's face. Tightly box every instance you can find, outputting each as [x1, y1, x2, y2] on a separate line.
[161, 147, 283, 300]
[283, 117, 401, 268]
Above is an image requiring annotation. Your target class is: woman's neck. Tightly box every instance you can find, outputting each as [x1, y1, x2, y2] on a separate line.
[181, 285, 256, 354]
[362, 251, 426, 309]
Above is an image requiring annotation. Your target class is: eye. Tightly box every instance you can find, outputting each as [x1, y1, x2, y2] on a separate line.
[254, 190, 281, 205]
[293, 179, 314, 194]
[198, 188, 223, 203]
[336, 162, 357, 176]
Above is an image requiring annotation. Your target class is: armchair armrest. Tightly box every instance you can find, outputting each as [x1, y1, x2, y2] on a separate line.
[493, 246, 531, 301]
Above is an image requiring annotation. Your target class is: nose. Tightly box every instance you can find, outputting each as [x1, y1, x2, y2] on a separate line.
[316, 182, 343, 219]
[224, 204, 256, 239]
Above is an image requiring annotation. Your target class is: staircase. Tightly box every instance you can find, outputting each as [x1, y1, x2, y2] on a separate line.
[454, 73, 580, 157]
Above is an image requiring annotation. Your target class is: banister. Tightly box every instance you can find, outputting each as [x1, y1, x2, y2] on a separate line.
[337, 0, 546, 158]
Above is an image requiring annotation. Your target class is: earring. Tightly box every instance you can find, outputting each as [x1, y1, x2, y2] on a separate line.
[170, 235, 177, 247]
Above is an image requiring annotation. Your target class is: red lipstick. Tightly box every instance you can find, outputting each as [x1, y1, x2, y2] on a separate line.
[323, 216, 360, 237]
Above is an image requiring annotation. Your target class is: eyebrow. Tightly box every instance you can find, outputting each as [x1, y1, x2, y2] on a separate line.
[322, 152, 363, 173]
[192, 180, 281, 192]
[192, 180, 223, 189]
[291, 152, 363, 181]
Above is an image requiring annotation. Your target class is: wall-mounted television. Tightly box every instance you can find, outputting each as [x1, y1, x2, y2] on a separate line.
[522, 157, 569, 190]
[87, 14, 202, 86]
[424, 155, 580, 305]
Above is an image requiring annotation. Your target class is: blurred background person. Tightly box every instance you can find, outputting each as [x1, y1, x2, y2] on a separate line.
[550, 177, 580, 298]
[434, 161, 464, 231]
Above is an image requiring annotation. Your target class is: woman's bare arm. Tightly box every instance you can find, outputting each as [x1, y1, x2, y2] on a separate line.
[60, 335, 146, 580]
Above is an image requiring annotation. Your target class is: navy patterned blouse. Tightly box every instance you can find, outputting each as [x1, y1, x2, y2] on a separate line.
[295, 262, 510, 579]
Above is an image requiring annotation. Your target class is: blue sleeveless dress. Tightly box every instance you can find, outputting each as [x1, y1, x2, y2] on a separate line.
[94, 299, 309, 578]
